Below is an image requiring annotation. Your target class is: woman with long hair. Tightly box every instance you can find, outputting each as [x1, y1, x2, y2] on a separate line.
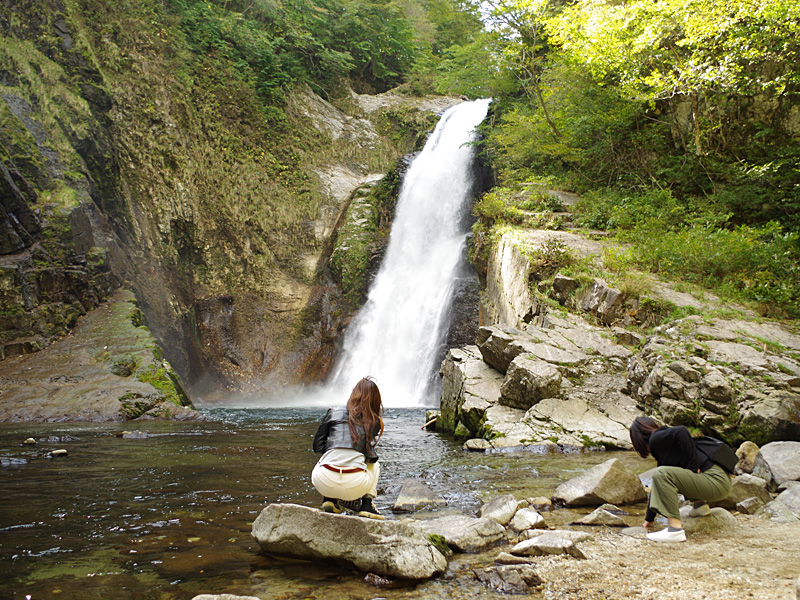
[630, 416, 732, 542]
[311, 377, 385, 519]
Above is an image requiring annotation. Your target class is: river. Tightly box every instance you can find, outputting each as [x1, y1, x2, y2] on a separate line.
[0, 408, 650, 600]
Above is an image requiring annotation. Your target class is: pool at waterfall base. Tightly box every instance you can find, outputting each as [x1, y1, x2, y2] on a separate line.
[0, 408, 651, 600]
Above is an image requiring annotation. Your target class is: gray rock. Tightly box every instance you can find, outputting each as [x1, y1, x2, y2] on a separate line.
[510, 530, 591, 559]
[712, 474, 772, 510]
[760, 441, 800, 487]
[552, 458, 647, 507]
[736, 496, 766, 514]
[475, 564, 543, 594]
[678, 506, 737, 533]
[552, 274, 579, 300]
[463, 438, 492, 451]
[509, 508, 546, 532]
[756, 499, 800, 523]
[480, 494, 519, 525]
[393, 479, 446, 512]
[495, 552, 534, 565]
[476, 325, 522, 373]
[572, 507, 628, 527]
[192, 596, 261, 600]
[412, 514, 505, 553]
[499, 355, 562, 410]
[620, 526, 648, 539]
[699, 370, 733, 404]
[667, 360, 702, 383]
[738, 393, 800, 447]
[578, 279, 624, 325]
[251, 504, 447, 579]
[774, 484, 800, 517]
[613, 327, 644, 346]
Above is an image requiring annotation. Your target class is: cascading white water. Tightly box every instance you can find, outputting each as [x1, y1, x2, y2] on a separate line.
[330, 98, 491, 407]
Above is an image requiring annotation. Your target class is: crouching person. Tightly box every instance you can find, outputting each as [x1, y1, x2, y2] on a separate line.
[311, 377, 384, 520]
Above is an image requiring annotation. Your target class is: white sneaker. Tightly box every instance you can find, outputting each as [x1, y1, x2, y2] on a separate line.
[647, 528, 687, 543]
[689, 502, 711, 517]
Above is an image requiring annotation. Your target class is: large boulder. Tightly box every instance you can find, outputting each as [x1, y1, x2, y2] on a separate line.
[251, 504, 447, 579]
[711, 474, 772, 510]
[552, 458, 647, 507]
[499, 355, 562, 410]
[412, 514, 505, 553]
[439, 345, 503, 435]
[758, 441, 800, 489]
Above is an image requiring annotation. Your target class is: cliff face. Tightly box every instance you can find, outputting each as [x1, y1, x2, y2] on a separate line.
[0, 0, 461, 402]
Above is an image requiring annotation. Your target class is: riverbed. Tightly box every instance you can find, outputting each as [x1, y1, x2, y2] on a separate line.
[0, 408, 649, 600]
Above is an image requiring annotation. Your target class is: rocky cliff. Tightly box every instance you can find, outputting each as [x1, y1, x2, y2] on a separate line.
[441, 226, 800, 447]
[0, 0, 463, 406]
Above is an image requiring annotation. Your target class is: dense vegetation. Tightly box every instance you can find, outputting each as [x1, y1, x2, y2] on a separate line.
[430, 0, 800, 318]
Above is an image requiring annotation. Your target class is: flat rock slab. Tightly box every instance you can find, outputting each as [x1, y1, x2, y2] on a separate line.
[572, 507, 629, 527]
[251, 503, 447, 579]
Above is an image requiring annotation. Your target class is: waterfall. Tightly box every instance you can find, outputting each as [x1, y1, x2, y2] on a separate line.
[330, 98, 491, 407]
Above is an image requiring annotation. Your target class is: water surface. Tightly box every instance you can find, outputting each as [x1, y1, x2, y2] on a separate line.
[0, 408, 650, 599]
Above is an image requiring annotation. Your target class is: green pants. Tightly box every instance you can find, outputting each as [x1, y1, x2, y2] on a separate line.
[649, 463, 732, 520]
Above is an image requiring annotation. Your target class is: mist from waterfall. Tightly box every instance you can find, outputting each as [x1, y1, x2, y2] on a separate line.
[329, 98, 491, 407]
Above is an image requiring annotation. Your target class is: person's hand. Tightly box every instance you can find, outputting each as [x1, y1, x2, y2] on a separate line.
[642, 520, 653, 529]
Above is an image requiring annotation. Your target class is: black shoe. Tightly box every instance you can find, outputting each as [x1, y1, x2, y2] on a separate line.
[321, 497, 342, 514]
[357, 495, 385, 520]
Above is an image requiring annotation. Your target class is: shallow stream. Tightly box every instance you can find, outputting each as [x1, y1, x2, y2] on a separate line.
[0, 408, 650, 600]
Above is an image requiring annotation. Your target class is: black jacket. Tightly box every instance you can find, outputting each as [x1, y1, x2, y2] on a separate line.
[312, 406, 380, 462]
[645, 425, 714, 521]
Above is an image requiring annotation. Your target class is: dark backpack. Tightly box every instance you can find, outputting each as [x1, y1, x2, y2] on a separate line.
[694, 436, 738, 474]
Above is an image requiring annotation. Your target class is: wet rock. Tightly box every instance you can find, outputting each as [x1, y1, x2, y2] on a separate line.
[552, 458, 647, 507]
[412, 514, 505, 553]
[527, 496, 553, 512]
[363, 573, 410, 588]
[49, 449, 68, 457]
[499, 355, 562, 410]
[510, 530, 591, 559]
[463, 438, 492, 451]
[392, 479, 446, 511]
[251, 503, 447, 579]
[509, 507, 545, 532]
[22, 438, 36, 445]
[1, 457, 28, 467]
[480, 494, 519, 526]
[474, 564, 543, 594]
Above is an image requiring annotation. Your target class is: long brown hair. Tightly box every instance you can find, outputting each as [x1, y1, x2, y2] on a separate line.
[629, 416, 661, 458]
[346, 377, 384, 447]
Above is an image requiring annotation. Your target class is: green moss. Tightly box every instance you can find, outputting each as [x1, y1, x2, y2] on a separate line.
[136, 365, 189, 407]
[427, 533, 452, 558]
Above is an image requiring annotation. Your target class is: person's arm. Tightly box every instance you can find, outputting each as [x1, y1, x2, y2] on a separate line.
[312, 409, 334, 454]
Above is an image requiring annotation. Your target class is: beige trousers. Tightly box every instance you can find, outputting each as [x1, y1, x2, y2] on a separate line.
[311, 460, 380, 501]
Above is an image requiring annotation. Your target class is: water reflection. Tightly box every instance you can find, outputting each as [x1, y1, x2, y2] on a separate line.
[0, 408, 649, 600]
